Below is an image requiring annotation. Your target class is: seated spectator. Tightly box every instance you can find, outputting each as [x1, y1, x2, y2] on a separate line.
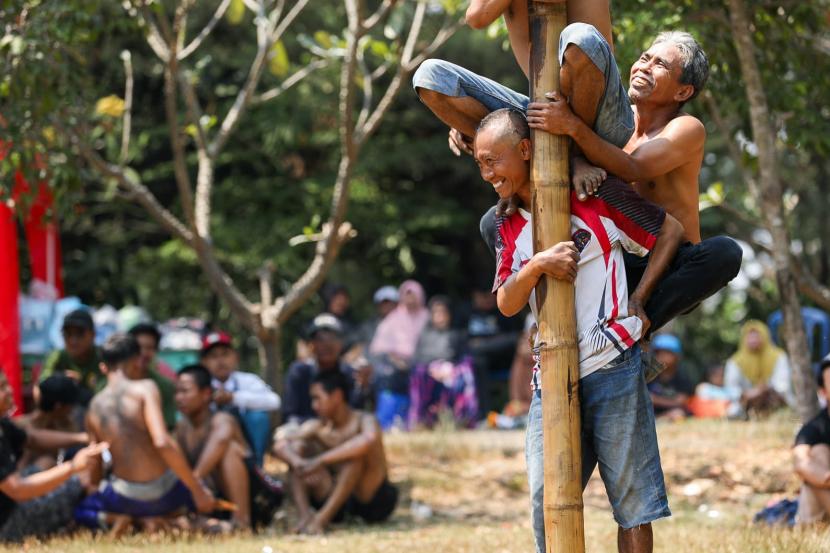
[40, 309, 104, 405]
[128, 323, 177, 429]
[689, 364, 742, 419]
[18, 375, 84, 471]
[409, 296, 477, 428]
[0, 370, 107, 542]
[458, 287, 523, 417]
[273, 371, 397, 534]
[369, 280, 429, 430]
[647, 334, 695, 421]
[174, 365, 283, 530]
[348, 285, 399, 362]
[283, 314, 373, 425]
[200, 331, 281, 466]
[75, 334, 215, 530]
[793, 355, 830, 524]
[724, 320, 794, 415]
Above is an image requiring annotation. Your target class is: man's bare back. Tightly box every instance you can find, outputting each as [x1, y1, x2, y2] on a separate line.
[87, 379, 168, 483]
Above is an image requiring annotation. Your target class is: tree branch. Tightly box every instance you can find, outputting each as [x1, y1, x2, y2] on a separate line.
[61, 123, 194, 245]
[252, 58, 331, 105]
[362, 0, 397, 30]
[119, 50, 134, 167]
[178, 0, 233, 60]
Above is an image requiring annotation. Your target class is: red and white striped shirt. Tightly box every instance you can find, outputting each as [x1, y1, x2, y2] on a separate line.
[491, 177, 665, 387]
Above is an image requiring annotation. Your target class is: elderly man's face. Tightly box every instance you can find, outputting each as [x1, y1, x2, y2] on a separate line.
[628, 41, 691, 105]
[474, 127, 531, 200]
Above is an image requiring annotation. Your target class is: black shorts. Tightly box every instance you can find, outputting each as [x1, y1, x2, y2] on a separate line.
[347, 480, 398, 523]
[310, 479, 398, 524]
[244, 456, 284, 529]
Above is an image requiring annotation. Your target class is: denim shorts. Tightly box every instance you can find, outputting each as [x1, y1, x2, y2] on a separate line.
[525, 346, 669, 553]
[412, 22, 634, 149]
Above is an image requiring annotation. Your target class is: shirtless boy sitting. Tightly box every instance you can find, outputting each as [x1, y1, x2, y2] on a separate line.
[74, 334, 215, 530]
[273, 370, 397, 534]
[175, 364, 283, 530]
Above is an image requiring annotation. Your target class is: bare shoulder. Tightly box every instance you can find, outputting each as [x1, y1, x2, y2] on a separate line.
[210, 412, 240, 431]
[664, 113, 705, 142]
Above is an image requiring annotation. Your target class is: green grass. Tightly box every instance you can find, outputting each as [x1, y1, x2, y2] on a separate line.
[6, 415, 830, 552]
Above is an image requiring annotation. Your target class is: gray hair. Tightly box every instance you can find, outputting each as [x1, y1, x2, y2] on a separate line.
[652, 31, 709, 103]
[475, 108, 530, 143]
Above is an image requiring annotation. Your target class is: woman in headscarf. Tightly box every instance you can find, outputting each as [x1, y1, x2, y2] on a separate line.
[409, 296, 477, 429]
[369, 280, 429, 429]
[724, 320, 794, 415]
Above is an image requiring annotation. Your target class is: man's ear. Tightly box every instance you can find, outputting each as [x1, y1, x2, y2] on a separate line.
[674, 84, 695, 104]
[520, 138, 532, 160]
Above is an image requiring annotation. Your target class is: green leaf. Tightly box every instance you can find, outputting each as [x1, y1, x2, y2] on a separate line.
[226, 0, 246, 25]
[268, 40, 290, 77]
[313, 31, 332, 49]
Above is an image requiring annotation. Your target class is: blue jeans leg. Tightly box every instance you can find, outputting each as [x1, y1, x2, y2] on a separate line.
[240, 410, 271, 466]
[525, 391, 545, 553]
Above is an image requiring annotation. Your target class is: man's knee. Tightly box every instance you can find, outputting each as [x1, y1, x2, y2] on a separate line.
[412, 59, 454, 98]
[707, 236, 743, 278]
[810, 443, 830, 465]
[560, 23, 604, 63]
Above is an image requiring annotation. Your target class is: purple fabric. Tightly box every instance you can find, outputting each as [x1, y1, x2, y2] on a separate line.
[74, 479, 193, 528]
[409, 356, 478, 428]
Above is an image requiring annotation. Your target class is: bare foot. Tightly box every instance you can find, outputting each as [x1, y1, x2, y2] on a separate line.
[107, 514, 133, 538]
[572, 156, 606, 201]
[300, 517, 324, 535]
[496, 195, 520, 217]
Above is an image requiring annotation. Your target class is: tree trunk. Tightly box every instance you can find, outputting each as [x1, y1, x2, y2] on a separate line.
[258, 327, 284, 396]
[727, 0, 819, 422]
[529, 2, 585, 552]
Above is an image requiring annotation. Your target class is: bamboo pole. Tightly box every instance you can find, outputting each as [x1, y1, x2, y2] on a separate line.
[528, 2, 585, 552]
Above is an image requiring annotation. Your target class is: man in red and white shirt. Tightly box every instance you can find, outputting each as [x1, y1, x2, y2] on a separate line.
[475, 108, 684, 553]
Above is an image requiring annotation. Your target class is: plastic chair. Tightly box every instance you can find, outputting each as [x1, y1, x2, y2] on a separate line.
[767, 307, 830, 376]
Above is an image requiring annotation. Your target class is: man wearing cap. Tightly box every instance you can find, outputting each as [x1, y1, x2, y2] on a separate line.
[283, 314, 374, 425]
[40, 309, 103, 405]
[647, 334, 695, 420]
[348, 287, 399, 365]
[200, 331, 281, 466]
[793, 355, 830, 524]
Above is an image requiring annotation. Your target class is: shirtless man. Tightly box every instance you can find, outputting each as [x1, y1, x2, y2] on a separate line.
[74, 334, 215, 530]
[175, 364, 283, 530]
[414, 1, 742, 338]
[526, 31, 743, 335]
[273, 370, 397, 534]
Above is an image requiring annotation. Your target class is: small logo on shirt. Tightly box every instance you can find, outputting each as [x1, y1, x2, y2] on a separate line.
[572, 229, 592, 252]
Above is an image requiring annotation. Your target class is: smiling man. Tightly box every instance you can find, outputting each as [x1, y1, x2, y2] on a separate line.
[526, 31, 742, 338]
[475, 108, 685, 553]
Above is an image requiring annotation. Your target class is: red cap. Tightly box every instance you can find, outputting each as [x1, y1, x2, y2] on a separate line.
[201, 331, 233, 354]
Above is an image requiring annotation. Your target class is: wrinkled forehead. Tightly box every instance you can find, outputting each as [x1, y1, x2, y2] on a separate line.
[474, 127, 517, 158]
[645, 41, 683, 67]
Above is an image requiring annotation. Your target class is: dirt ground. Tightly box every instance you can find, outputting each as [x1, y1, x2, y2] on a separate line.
[6, 414, 830, 552]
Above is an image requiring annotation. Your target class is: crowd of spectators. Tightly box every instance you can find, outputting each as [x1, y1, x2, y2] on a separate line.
[2, 281, 824, 540]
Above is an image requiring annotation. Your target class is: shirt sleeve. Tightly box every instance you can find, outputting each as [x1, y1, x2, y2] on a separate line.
[480, 205, 499, 260]
[594, 178, 666, 257]
[492, 215, 517, 293]
[231, 372, 281, 412]
[0, 420, 26, 483]
[39, 350, 62, 381]
[795, 417, 823, 446]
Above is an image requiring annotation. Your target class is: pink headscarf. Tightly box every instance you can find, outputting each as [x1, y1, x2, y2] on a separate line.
[369, 280, 429, 360]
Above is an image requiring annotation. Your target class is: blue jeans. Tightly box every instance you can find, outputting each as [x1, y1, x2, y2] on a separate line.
[240, 410, 271, 467]
[412, 23, 634, 149]
[525, 346, 670, 553]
